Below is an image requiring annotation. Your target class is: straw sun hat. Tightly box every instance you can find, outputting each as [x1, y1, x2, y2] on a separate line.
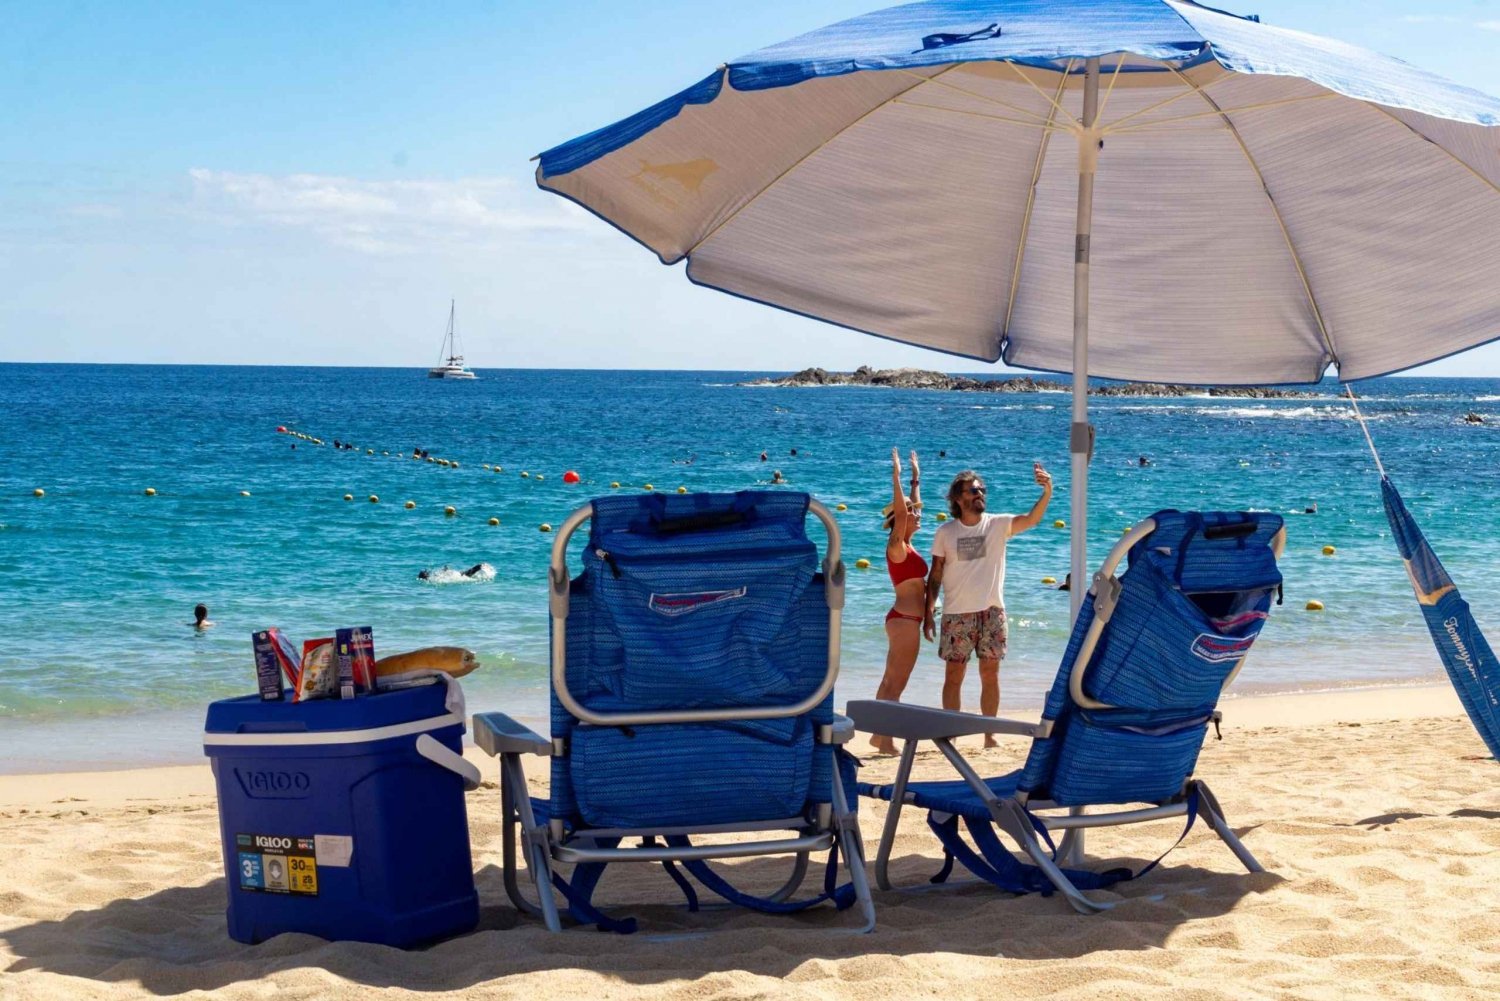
[881, 498, 923, 529]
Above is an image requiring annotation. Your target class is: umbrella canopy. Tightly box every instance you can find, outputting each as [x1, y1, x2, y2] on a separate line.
[533, 0, 1500, 619]
[538, 0, 1500, 383]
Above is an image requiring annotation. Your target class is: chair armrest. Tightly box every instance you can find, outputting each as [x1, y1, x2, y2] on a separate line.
[828, 714, 856, 745]
[472, 712, 552, 757]
[845, 700, 1045, 741]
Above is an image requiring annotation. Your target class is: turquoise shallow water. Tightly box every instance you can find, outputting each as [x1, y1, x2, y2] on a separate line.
[3, 363, 1498, 772]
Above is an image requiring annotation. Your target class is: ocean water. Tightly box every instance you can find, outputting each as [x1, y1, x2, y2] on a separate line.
[3, 363, 1498, 772]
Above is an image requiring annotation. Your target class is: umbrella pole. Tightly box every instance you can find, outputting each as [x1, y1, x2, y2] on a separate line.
[1057, 57, 1101, 871]
[1069, 58, 1101, 623]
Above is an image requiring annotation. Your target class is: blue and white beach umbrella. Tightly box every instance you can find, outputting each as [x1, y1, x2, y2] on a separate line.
[534, 0, 1500, 617]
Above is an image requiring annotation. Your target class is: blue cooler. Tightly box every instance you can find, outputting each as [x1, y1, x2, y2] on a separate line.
[203, 681, 480, 947]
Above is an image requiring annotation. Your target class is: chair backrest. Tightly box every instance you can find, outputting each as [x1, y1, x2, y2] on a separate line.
[549, 491, 838, 829]
[1018, 510, 1284, 806]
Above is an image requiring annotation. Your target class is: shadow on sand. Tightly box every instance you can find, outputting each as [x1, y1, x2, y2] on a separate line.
[2, 850, 1276, 995]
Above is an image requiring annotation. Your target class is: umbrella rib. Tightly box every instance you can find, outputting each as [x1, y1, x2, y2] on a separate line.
[1358, 103, 1500, 199]
[889, 98, 1071, 132]
[1003, 62, 1073, 342]
[1096, 54, 1128, 123]
[895, 67, 1066, 128]
[1101, 78, 1203, 131]
[1005, 62, 1078, 126]
[1164, 64, 1338, 370]
[1105, 93, 1338, 135]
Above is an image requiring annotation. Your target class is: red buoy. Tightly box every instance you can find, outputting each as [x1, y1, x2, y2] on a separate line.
[276, 426, 287, 433]
[562, 470, 581, 484]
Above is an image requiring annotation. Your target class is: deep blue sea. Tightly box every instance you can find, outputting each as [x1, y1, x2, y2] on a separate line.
[3, 364, 1499, 772]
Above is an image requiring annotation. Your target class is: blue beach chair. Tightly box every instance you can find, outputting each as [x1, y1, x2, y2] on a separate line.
[473, 490, 875, 933]
[850, 510, 1285, 914]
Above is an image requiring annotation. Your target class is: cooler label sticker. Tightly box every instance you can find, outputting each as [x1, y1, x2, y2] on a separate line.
[314, 834, 354, 867]
[235, 833, 319, 896]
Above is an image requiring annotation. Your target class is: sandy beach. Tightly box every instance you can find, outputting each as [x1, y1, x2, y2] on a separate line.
[2, 683, 1497, 1000]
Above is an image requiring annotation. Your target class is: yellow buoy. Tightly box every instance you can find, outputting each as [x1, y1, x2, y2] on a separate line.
[643, 483, 654, 491]
[425, 456, 436, 463]
[1041, 576, 1057, 585]
[1053, 519, 1066, 528]
[495, 467, 503, 473]
[368, 495, 379, 504]
[451, 461, 460, 469]
[855, 558, 871, 570]
[366, 449, 374, 455]
[488, 517, 500, 526]
[521, 471, 530, 478]
[540, 523, 553, 533]
[239, 490, 251, 497]
[677, 485, 687, 494]
[33, 488, 44, 497]
[836, 503, 847, 512]
[344, 494, 354, 502]
[936, 513, 947, 522]
[1123, 527, 1132, 534]
[1306, 599, 1325, 611]
[404, 500, 416, 509]
[438, 459, 450, 467]
[1322, 544, 1336, 556]
[444, 505, 456, 517]
[535, 474, 544, 481]
[482, 464, 491, 471]
[144, 487, 156, 496]
[610, 481, 621, 489]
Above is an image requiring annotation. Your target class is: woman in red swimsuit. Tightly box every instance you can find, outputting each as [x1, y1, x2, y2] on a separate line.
[870, 447, 927, 755]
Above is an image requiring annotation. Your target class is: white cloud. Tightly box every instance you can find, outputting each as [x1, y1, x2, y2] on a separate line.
[1477, 20, 1500, 31]
[1398, 14, 1459, 23]
[186, 170, 592, 254]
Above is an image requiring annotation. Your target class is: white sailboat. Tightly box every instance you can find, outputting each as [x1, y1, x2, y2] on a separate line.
[427, 300, 477, 380]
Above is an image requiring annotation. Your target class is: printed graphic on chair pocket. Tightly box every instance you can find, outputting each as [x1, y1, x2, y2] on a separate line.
[1189, 632, 1256, 664]
[649, 587, 747, 616]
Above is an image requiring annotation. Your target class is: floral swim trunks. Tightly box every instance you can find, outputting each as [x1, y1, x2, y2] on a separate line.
[938, 606, 1008, 663]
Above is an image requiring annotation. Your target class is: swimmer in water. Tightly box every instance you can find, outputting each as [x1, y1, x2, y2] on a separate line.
[191, 604, 215, 630]
[418, 563, 490, 581]
[771, 469, 785, 484]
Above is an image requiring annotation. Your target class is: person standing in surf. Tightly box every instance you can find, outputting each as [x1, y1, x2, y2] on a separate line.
[869, 448, 925, 755]
[925, 463, 1053, 745]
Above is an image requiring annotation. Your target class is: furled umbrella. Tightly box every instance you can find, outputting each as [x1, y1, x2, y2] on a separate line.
[532, 0, 1500, 618]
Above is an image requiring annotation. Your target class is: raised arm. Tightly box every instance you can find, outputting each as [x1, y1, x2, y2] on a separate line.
[1009, 462, 1054, 536]
[908, 450, 922, 512]
[887, 448, 909, 556]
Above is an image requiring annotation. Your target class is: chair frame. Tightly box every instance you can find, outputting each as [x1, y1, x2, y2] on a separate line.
[474, 497, 875, 933]
[848, 516, 1284, 914]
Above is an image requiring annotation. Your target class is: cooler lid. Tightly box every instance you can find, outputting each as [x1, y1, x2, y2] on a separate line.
[205, 681, 454, 736]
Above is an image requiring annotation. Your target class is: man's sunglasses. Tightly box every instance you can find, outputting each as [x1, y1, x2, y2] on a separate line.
[966, 485, 987, 496]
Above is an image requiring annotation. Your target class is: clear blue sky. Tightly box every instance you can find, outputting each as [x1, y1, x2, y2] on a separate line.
[2, 0, 1498, 372]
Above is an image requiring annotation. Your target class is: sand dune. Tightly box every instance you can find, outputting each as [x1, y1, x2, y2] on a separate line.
[3, 686, 1499, 999]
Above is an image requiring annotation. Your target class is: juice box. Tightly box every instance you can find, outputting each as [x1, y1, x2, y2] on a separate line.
[334, 626, 376, 699]
[251, 629, 301, 701]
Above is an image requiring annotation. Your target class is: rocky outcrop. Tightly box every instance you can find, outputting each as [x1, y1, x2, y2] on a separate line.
[741, 367, 1321, 398]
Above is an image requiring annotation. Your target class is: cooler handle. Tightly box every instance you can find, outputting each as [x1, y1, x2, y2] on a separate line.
[415, 733, 481, 791]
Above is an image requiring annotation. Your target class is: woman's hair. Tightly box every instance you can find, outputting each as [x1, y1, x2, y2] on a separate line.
[947, 470, 980, 518]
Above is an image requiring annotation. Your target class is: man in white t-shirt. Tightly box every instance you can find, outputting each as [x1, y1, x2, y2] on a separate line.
[925, 463, 1053, 745]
